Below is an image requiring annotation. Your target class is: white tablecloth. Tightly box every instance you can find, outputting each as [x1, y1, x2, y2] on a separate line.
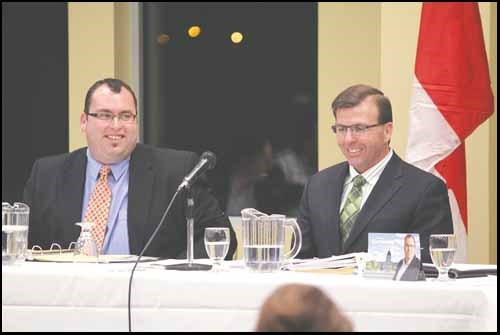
[2, 259, 497, 332]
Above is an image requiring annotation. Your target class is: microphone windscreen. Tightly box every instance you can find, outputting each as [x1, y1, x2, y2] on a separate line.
[200, 151, 216, 169]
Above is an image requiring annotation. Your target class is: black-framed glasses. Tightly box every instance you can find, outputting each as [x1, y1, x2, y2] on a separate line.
[331, 123, 384, 136]
[87, 111, 137, 123]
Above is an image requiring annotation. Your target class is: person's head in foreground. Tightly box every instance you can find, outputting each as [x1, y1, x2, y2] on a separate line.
[255, 283, 354, 332]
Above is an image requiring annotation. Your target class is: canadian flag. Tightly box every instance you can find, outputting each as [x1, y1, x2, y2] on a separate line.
[406, 2, 494, 263]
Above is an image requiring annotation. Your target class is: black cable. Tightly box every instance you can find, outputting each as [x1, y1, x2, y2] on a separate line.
[127, 187, 183, 332]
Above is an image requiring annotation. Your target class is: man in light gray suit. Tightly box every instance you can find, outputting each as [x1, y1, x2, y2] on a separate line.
[297, 84, 453, 263]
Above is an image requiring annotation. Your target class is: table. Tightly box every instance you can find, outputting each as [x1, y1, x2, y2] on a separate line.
[2, 259, 497, 331]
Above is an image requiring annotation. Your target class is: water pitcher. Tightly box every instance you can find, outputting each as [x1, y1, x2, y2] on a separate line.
[2, 202, 30, 265]
[241, 208, 302, 272]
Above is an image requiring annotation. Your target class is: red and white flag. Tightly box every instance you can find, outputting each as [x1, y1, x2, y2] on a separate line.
[406, 2, 494, 263]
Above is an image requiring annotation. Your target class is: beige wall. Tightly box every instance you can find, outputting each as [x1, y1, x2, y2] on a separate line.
[68, 3, 497, 264]
[68, 2, 132, 151]
[68, 3, 115, 150]
[319, 2, 497, 264]
[318, 3, 381, 169]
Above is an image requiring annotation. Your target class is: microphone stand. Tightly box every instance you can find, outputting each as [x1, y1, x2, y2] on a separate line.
[128, 154, 216, 331]
[165, 185, 212, 271]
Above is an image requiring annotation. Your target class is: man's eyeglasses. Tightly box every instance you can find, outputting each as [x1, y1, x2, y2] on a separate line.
[331, 123, 384, 136]
[87, 111, 137, 123]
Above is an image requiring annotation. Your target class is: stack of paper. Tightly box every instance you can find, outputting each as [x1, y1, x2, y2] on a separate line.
[281, 252, 369, 271]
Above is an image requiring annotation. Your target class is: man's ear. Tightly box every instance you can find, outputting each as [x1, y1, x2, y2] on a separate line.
[384, 122, 393, 145]
[80, 112, 87, 133]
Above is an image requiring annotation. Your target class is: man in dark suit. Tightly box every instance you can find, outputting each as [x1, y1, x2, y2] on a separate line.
[23, 78, 237, 259]
[393, 234, 425, 281]
[297, 84, 452, 263]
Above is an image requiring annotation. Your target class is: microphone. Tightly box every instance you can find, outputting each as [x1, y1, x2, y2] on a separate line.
[177, 151, 216, 191]
[128, 150, 217, 331]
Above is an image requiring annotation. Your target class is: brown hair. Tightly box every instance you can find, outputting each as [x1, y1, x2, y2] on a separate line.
[331, 84, 392, 124]
[255, 283, 354, 332]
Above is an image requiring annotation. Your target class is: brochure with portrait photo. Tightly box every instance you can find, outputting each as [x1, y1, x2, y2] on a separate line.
[365, 233, 425, 281]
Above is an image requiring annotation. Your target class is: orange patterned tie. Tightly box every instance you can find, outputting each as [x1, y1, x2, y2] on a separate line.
[84, 165, 112, 253]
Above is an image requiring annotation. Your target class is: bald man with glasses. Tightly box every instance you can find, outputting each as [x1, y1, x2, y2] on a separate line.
[297, 84, 453, 263]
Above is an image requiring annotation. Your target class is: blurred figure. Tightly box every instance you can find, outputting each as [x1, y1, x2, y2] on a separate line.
[254, 163, 304, 217]
[255, 283, 354, 332]
[222, 136, 273, 216]
[274, 108, 316, 188]
[264, 110, 316, 217]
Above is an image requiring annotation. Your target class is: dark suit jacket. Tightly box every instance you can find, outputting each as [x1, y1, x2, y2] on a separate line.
[23, 143, 237, 259]
[297, 153, 452, 263]
[393, 256, 425, 281]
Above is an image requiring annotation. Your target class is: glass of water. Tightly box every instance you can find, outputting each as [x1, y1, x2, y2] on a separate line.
[73, 222, 99, 263]
[429, 234, 457, 281]
[204, 227, 230, 272]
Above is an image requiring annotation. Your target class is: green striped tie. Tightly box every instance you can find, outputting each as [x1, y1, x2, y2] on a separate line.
[340, 175, 366, 244]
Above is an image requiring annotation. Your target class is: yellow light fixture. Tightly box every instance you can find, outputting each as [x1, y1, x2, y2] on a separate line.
[188, 26, 201, 38]
[157, 33, 170, 45]
[231, 32, 243, 44]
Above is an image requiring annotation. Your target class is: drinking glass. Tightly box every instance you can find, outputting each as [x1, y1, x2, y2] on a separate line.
[429, 234, 457, 281]
[73, 222, 99, 263]
[204, 227, 230, 272]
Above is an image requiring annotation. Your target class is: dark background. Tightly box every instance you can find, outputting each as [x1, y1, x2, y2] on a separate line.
[2, 2, 317, 216]
[2, 2, 69, 202]
[142, 2, 318, 213]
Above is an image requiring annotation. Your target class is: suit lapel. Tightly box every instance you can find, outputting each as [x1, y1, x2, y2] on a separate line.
[325, 163, 349, 256]
[343, 154, 404, 251]
[60, 149, 87, 241]
[128, 144, 154, 254]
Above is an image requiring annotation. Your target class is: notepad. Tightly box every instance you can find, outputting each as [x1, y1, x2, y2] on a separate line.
[30, 253, 158, 263]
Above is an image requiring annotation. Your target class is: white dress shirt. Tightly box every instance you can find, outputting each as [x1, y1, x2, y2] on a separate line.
[339, 149, 394, 213]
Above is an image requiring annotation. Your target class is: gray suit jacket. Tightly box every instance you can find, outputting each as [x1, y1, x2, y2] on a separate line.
[23, 143, 237, 259]
[393, 257, 425, 281]
[297, 153, 452, 263]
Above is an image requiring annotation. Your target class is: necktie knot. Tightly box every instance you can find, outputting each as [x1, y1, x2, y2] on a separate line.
[352, 175, 366, 189]
[99, 165, 111, 181]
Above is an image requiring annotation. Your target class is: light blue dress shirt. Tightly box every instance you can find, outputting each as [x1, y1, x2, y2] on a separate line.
[81, 150, 130, 254]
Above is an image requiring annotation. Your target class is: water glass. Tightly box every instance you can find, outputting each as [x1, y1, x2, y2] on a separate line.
[73, 222, 99, 263]
[204, 227, 230, 271]
[429, 234, 457, 281]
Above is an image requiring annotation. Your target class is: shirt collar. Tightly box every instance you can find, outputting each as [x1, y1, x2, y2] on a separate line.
[86, 149, 130, 182]
[346, 149, 393, 186]
[404, 255, 415, 265]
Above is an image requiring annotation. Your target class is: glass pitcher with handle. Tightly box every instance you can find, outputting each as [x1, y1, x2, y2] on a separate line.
[2, 202, 30, 265]
[241, 208, 302, 272]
